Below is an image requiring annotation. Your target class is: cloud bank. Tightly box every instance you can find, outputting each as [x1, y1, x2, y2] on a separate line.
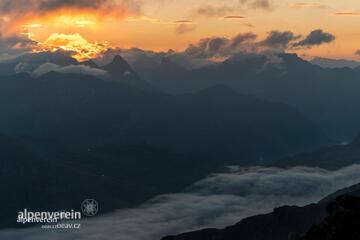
[86, 28, 335, 70]
[196, 5, 235, 17]
[162, 29, 335, 68]
[32, 63, 108, 78]
[13, 50, 77, 72]
[184, 32, 257, 59]
[1, 164, 360, 240]
[0, 28, 337, 74]
[0, 33, 37, 54]
[293, 29, 336, 48]
[261, 31, 301, 49]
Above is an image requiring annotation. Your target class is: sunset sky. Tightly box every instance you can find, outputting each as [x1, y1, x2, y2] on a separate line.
[1, 0, 360, 60]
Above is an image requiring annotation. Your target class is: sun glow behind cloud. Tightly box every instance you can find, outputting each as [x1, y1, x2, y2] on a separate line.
[0, 0, 140, 60]
[18, 12, 116, 61]
[36, 33, 109, 61]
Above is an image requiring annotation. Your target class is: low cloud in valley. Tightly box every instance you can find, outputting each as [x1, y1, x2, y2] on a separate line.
[1, 164, 360, 240]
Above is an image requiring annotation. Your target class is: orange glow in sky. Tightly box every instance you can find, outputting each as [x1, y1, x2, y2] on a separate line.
[3, 0, 360, 60]
[36, 33, 109, 61]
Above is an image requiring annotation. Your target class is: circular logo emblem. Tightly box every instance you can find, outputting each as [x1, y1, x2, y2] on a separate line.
[81, 199, 99, 217]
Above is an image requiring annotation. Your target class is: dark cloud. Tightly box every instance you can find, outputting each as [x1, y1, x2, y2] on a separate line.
[185, 37, 229, 58]
[1, 164, 360, 240]
[231, 32, 258, 48]
[0, 33, 37, 54]
[356, 50, 360, 56]
[239, 0, 272, 9]
[293, 29, 335, 47]
[0, 0, 98, 15]
[0, 0, 141, 18]
[204, 38, 230, 55]
[196, 5, 234, 17]
[181, 30, 299, 60]
[261, 31, 301, 49]
[184, 32, 257, 59]
[195, 0, 272, 17]
[250, 0, 271, 9]
[175, 24, 197, 35]
[224, 15, 246, 19]
[38, 0, 105, 11]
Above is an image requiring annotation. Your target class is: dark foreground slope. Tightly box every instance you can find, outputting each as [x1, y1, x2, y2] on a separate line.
[161, 184, 360, 240]
[301, 195, 360, 240]
[0, 133, 206, 229]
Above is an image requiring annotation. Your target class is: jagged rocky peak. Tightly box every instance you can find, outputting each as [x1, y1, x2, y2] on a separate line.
[103, 55, 135, 75]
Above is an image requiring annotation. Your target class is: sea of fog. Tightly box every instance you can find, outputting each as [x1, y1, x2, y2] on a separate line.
[2, 164, 360, 240]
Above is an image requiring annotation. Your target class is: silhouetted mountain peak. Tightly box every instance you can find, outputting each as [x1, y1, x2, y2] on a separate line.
[103, 55, 135, 75]
[101, 55, 155, 90]
[112, 55, 127, 63]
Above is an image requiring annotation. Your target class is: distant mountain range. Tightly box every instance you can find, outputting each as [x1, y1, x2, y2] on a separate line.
[161, 183, 360, 240]
[310, 57, 360, 69]
[0, 61, 330, 161]
[138, 53, 360, 141]
[3, 52, 360, 140]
